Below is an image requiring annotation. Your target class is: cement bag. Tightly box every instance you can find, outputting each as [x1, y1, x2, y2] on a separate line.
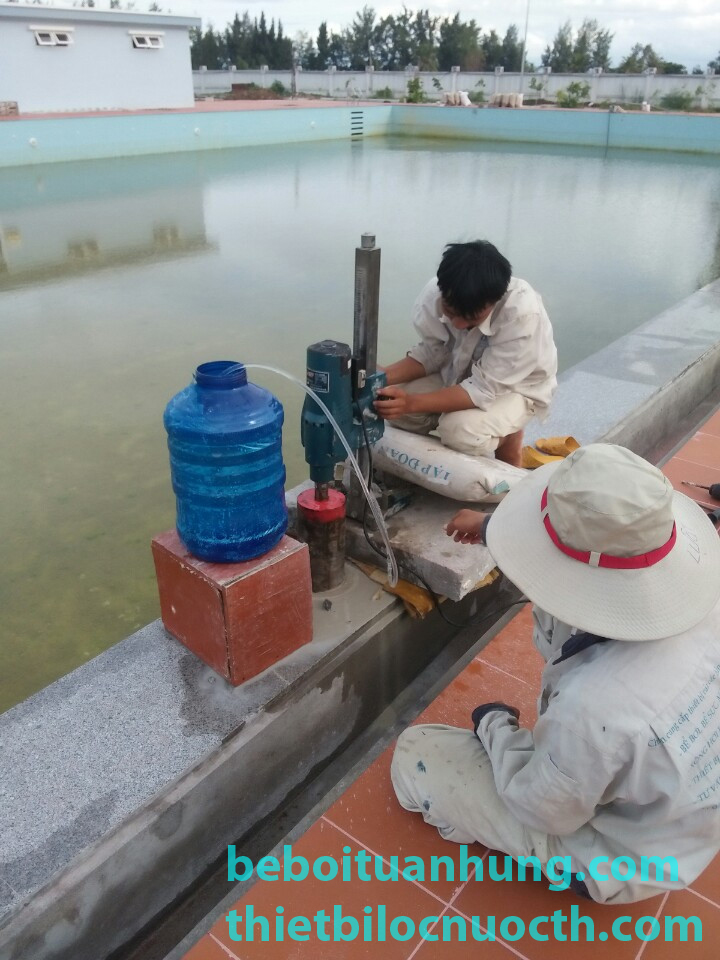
[373, 424, 527, 502]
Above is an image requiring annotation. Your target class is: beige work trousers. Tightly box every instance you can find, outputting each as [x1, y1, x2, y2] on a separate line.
[391, 724, 554, 862]
[392, 374, 535, 457]
[392, 724, 675, 904]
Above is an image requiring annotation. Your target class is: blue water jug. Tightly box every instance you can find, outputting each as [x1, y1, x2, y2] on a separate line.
[164, 361, 288, 563]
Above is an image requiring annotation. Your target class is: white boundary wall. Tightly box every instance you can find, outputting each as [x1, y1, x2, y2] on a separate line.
[0, 4, 200, 112]
[195, 67, 720, 109]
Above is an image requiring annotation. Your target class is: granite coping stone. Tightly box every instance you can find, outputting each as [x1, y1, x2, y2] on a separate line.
[0, 567, 395, 924]
[527, 277, 720, 446]
[0, 881, 16, 926]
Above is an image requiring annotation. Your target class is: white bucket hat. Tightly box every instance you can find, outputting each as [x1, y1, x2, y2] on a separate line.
[486, 443, 720, 641]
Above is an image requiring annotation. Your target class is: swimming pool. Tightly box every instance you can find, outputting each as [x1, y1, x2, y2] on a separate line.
[1, 134, 719, 711]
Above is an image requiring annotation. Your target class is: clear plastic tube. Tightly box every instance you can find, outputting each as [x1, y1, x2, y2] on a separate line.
[246, 363, 399, 587]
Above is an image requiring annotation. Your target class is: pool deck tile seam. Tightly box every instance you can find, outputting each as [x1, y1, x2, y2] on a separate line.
[208, 933, 243, 960]
[632, 892, 670, 960]
[319, 815, 450, 910]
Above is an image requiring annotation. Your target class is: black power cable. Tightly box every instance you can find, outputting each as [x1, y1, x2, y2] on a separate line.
[353, 401, 526, 630]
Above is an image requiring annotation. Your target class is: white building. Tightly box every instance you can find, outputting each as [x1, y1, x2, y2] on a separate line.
[0, 3, 201, 113]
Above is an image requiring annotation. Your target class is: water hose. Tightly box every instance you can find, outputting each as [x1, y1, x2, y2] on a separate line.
[246, 363, 399, 587]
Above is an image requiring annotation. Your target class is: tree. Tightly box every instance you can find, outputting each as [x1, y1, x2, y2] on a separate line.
[224, 13, 248, 68]
[275, 20, 293, 68]
[570, 20, 593, 72]
[186, 8, 709, 79]
[591, 23, 613, 70]
[480, 29, 501, 70]
[293, 32, 316, 70]
[193, 25, 222, 70]
[256, 12, 269, 64]
[315, 22, 331, 68]
[193, 12, 305, 71]
[437, 14, 481, 71]
[412, 9, 439, 70]
[542, 21, 573, 72]
[617, 43, 663, 73]
[617, 44, 685, 74]
[660, 61, 687, 75]
[541, 20, 613, 73]
[375, 10, 414, 69]
[327, 30, 351, 69]
[346, 5, 377, 69]
[500, 25, 522, 71]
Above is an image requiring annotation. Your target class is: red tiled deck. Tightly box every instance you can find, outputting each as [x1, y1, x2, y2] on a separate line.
[183, 409, 720, 960]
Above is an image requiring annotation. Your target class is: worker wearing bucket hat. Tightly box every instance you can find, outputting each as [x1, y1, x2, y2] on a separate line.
[391, 444, 720, 904]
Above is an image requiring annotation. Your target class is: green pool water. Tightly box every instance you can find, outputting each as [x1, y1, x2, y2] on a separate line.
[1, 135, 719, 712]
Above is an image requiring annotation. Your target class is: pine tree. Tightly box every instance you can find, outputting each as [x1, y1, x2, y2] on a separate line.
[437, 14, 481, 71]
[316, 22, 331, 68]
[542, 21, 573, 72]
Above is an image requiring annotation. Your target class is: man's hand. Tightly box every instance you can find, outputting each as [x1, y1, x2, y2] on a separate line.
[446, 509, 488, 544]
[380, 357, 427, 386]
[374, 386, 416, 419]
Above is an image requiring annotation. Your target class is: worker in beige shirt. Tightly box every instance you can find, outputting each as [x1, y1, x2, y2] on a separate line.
[376, 240, 558, 467]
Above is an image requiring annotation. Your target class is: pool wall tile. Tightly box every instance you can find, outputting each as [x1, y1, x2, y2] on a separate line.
[1, 104, 719, 169]
[389, 105, 720, 155]
[0, 105, 393, 168]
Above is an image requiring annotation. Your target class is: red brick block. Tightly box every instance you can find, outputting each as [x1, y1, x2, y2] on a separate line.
[151, 530, 313, 685]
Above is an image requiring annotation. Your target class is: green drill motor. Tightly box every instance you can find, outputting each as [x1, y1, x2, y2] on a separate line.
[300, 339, 386, 489]
[297, 234, 387, 592]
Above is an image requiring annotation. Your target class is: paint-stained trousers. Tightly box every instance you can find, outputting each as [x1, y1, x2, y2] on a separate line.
[393, 724, 680, 904]
[392, 374, 535, 457]
[391, 724, 554, 862]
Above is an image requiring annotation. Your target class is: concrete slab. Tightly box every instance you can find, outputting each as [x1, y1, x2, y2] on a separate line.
[345, 490, 497, 601]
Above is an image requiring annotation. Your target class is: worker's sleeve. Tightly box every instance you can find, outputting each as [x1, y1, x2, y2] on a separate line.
[460, 309, 550, 410]
[475, 705, 620, 836]
[406, 278, 450, 377]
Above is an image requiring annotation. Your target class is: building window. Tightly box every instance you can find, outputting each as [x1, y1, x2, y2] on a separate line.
[33, 29, 74, 47]
[130, 34, 164, 49]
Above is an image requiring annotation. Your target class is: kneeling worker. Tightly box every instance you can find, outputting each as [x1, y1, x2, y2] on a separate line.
[375, 240, 558, 467]
[392, 444, 720, 903]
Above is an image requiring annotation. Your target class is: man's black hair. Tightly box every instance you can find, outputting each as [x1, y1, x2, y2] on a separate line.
[436, 241, 512, 318]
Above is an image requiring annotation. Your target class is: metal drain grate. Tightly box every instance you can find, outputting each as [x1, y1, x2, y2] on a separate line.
[350, 110, 364, 139]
